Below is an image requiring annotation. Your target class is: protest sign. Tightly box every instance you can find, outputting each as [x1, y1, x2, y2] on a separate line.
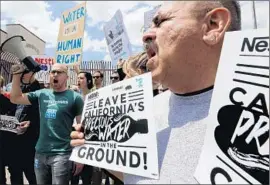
[70, 73, 159, 179]
[194, 29, 269, 184]
[143, 5, 161, 32]
[55, 2, 86, 65]
[32, 55, 54, 83]
[103, 10, 132, 66]
[0, 115, 20, 133]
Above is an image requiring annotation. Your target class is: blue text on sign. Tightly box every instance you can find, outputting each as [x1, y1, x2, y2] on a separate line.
[63, 6, 85, 24]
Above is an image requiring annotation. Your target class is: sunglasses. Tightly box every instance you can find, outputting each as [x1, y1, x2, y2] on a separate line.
[110, 77, 119, 80]
[50, 70, 66, 75]
[93, 76, 101, 79]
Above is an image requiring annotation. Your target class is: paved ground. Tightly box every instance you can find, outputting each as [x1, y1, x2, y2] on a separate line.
[5, 167, 111, 184]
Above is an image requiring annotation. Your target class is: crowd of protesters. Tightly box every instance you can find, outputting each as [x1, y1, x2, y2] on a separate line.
[0, 0, 248, 184]
[0, 49, 166, 185]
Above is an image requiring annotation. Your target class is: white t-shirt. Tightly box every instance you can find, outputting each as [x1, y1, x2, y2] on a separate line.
[124, 88, 213, 184]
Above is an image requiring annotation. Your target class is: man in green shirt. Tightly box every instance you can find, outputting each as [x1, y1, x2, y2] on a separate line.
[10, 63, 84, 184]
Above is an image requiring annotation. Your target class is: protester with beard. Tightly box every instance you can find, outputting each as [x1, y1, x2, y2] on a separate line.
[70, 1, 241, 184]
[10, 63, 84, 184]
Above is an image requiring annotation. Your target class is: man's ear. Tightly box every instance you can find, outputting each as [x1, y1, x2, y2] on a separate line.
[202, 7, 232, 46]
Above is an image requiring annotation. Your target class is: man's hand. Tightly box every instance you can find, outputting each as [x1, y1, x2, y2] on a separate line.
[17, 121, 30, 135]
[70, 123, 85, 147]
[72, 162, 84, 176]
[11, 64, 25, 75]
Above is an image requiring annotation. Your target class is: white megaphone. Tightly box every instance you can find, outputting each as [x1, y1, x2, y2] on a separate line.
[0, 35, 41, 72]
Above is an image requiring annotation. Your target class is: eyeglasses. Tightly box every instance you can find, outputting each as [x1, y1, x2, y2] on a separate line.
[93, 76, 101, 79]
[110, 77, 119, 80]
[50, 70, 66, 75]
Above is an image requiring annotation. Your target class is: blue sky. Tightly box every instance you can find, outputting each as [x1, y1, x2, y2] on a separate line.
[1, 1, 269, 63]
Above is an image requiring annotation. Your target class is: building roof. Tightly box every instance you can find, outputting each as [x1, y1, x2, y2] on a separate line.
[0, 29, 7, 34]
[6, 24, 46, 43]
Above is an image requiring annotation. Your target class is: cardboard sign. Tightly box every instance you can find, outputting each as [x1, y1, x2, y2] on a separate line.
[143, 5, 161, 32]
[103, 10, 132, 66]
[32, 55, 54, 83]
[55, 2, 86, 65]
[70, 73, 159, 179]
[0, 115, 20, 133]
[194, 29, 269, 184]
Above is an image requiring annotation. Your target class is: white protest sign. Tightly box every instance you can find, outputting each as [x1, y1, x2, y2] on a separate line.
[103, 10, 132, 66]
[144, 5, 161, 32]
[32, 56, 54, 83]
[194, 29, 269, 184]
[70, 73, 159, 179]
[0, 115, 20, 133]
[55, 2, 86, 65]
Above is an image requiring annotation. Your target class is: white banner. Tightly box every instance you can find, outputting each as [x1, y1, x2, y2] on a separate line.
[70, 73, 159, 179]
[194, 29, 269, 184]
[32, 56, 54, 83]
[144, 5, 161, 32]
[0, 115, 20, 133]
[103, 10, 132, 66]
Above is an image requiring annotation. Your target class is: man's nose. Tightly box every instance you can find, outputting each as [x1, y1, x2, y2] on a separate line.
[142, 29, 156, 44]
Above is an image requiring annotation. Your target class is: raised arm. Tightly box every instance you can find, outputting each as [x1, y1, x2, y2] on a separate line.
[10, 65, 31, 105]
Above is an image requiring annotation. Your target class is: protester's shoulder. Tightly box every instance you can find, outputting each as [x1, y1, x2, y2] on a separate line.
[154, 90, 171, 101]
[29, 80, 42, 91]
[30, 88, 52, 96]
[153, 90, 171, 110]
[153, 90, 171, 131]
[69, 89, 82, 97]
[68, 89, 84, 102]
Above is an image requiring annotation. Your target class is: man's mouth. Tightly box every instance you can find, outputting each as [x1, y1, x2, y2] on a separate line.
[144, 40, 157, 60]
[53, 79, 58, 83]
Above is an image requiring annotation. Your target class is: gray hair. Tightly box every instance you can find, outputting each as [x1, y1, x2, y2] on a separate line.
[194, 0, 241, 31]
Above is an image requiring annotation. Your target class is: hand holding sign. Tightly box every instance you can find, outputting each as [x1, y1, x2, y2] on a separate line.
[70, 123, 85, 147]
[16, 121, 30, 135]
[70, 73, 159, 179]
[0, 115, 20, 133]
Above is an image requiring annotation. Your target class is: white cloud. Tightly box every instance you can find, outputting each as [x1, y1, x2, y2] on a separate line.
[83, 31, 107, 52]
[0, 1, 60, 48]
[74, 1, 162, 47]
[1, 0, 268, 57]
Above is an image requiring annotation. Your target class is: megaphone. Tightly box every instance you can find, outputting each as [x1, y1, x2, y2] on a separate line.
[0, 35, 41, 73]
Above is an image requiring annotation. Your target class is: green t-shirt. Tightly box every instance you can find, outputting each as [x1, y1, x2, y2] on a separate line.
[28, 89, 84, 155]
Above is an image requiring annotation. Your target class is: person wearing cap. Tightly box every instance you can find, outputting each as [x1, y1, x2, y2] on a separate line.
[9, 63, 84, 184]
